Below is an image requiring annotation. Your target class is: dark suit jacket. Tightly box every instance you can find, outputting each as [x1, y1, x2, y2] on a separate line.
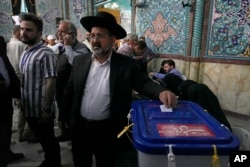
[0, 46, 20, 117]
[62, 52, 166, 137]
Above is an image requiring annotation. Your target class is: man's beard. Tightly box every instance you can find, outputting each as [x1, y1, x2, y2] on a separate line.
[21, 36, 38, 45]
[93, 46, 111, 56]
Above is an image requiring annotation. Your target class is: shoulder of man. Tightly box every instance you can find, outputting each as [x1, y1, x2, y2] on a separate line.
[73, 40, 90, 52]
[36, 44, 56, 57]
[72, 52, 92, 65]
[112, 51, 136, 64]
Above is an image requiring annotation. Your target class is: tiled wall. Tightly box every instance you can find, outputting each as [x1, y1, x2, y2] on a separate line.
[135, 0, 188, 55]
[0, 0, 16, 41]
[204, 0, 250, 117]
[207, 0, 250, 59]
[136, 0, 250, 116]
[36, 0, 63, 38]
[0, 0, 88, 41]
[0, 0, 63, 40]
[36, 0, 89, 41]
[203, 61, 250, 116]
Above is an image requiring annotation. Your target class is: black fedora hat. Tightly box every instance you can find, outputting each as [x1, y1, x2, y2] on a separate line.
[80, 11, 127, 39]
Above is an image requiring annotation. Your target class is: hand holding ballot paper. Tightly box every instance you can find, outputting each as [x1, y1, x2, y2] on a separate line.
[159, 90, 177, 109]
[160, 105, 173, 112]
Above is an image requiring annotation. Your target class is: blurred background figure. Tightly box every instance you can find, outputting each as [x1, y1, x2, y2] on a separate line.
[82, 32, 92, 52]
[0, 35, 24, 167]
[132, 40, 156, 73]
[117, 33, 138, 57]
[42, 34, 49, 45]
[139, 36, 145, 42]
[6, 26, 25, 80]
[47, 34, 63, 54]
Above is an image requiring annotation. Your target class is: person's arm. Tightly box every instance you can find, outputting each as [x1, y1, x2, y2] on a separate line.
[139, 77, 177, 108]
[63, 35, 90, 65]
[153, 72, 166, 79]
[44, 77, 56, 109]
[169, 69, 185, 80]
[159, 90, 177, 108]
[43, 50, 57, 110]
[65, 44, 90, 65]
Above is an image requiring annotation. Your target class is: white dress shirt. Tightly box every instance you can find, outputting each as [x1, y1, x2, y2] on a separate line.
[80, 55, 111, 120]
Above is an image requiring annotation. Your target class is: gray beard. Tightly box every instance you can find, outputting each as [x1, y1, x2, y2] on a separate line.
[93, 47, 111, 56]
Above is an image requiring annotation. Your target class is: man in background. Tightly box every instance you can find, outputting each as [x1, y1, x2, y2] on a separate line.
[19, 13, 61, 167]
[148, 59, 185, 95]
[148, 59, 184, 81]
[55, 20, 90, 142]
[133, 40, 156, 73]
[139, 36, 145, 41]
[117, 33, 138, 57]
[82, 31, 92, 52]
[46, 34, 63, 54]
[7, 26, 26, 78]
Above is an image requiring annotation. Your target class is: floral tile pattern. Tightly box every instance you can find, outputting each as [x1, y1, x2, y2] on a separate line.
[208, 0, 250, 58]
[136, 0, 187, 54]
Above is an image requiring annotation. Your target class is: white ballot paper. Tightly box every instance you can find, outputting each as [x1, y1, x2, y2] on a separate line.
[160, 104, 173, 112]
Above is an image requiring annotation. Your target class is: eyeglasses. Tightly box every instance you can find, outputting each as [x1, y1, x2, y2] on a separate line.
[89, 33, 110, 40]
[57, 30, 72, 35]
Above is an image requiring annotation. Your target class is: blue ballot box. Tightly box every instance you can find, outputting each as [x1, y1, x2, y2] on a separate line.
[131, 100, 240, 167]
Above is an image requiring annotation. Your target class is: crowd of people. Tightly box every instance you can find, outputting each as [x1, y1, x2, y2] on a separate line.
[0, 11, 231, 167]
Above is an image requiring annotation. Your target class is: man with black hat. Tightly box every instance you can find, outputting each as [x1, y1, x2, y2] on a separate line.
[62, 11, 177, 167]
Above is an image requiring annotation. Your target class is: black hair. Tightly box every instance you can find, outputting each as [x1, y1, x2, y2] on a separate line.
[19, 13, 43, 32]
[162, 59, 176, 68]
[135, 41, 147, 50]
[139, 36, 145, 41]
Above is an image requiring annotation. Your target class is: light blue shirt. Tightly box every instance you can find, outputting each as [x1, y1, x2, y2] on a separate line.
[153, 68, 184, 80]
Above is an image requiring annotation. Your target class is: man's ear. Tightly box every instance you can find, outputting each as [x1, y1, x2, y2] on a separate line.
[38, 31, 43, 38]
[112, 36, 117, 45]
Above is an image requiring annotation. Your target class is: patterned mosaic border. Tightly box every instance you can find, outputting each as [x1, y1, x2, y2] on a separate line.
[207, 0, 250, 59]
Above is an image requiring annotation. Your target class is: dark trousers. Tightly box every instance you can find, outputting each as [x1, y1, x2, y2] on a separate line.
[0, 113, 12, 167]
[26, 117, 61, 166]
[71, 116, 116, 167]
[0, 97, 13, 167]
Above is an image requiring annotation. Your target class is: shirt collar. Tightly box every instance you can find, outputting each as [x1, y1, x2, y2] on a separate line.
[24, 41, 44, 52]
[91, 50, 112, 64]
